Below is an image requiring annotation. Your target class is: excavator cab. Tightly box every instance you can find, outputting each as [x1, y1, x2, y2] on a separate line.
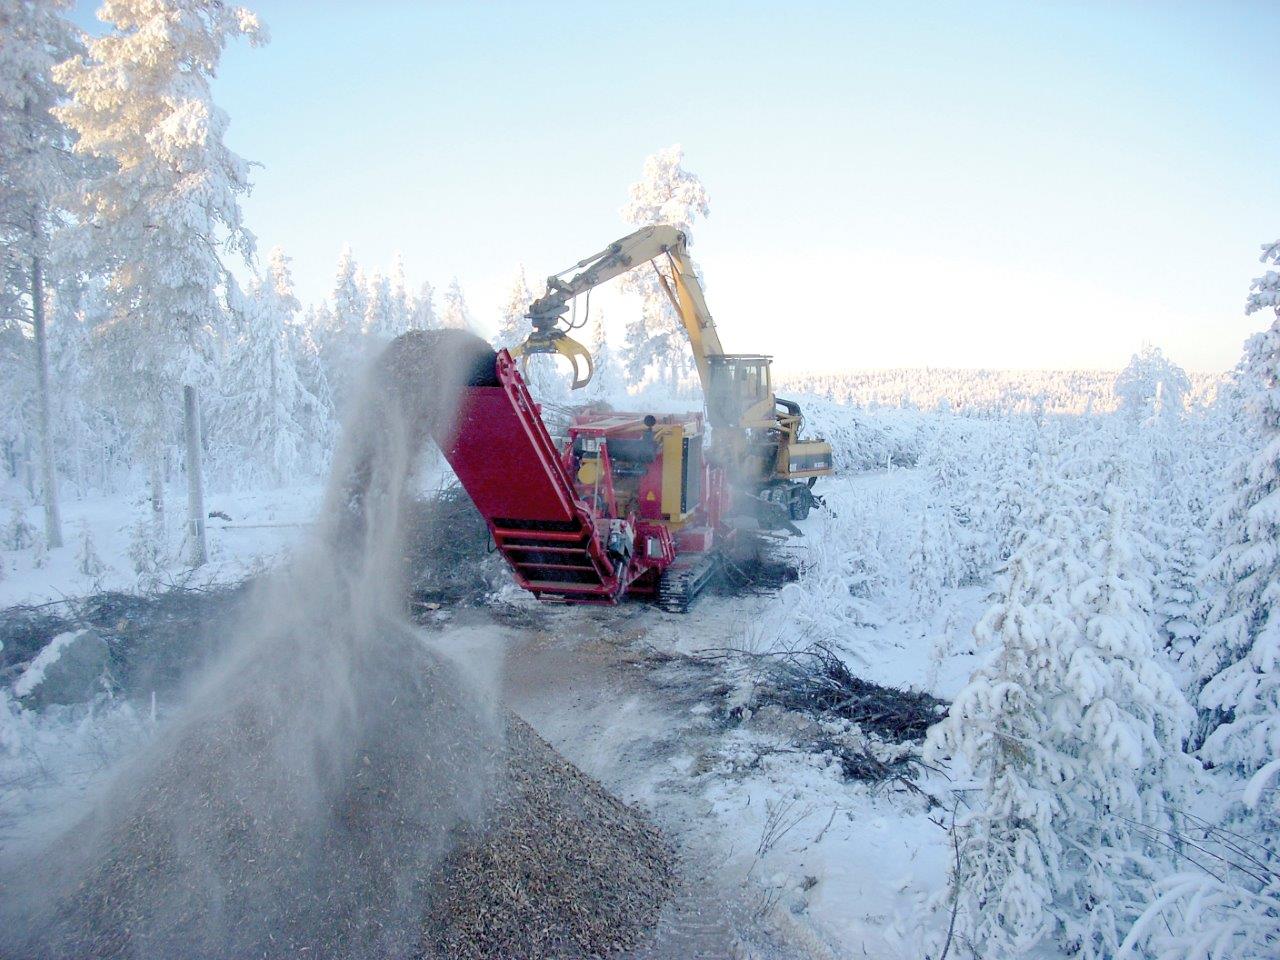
[707, 354, 775, 430]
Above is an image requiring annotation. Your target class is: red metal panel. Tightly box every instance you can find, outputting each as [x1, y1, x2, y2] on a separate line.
[442, 386, 578, 522]
[432, 349, 631, 603]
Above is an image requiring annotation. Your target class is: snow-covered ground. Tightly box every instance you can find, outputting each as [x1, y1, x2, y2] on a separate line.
[0, 481, 324, 608]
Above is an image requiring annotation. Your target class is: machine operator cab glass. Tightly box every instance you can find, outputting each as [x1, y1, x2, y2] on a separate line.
[707, 354, 773, 429]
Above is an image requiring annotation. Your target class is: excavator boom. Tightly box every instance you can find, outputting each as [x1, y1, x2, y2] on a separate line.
[519, 225, 724, 394]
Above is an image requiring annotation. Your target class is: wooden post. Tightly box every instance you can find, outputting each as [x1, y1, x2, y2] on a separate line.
[32, 251, 63, 548]
[183, 385, 207, 566]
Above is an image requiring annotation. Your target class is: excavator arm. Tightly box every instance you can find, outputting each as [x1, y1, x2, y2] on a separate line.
[514, 225, 724, 392]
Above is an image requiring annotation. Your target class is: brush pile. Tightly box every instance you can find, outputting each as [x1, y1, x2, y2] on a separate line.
[754, 641, 945, 741]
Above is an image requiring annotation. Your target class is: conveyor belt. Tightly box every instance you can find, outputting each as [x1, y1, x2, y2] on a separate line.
[434, 349, 623, 602]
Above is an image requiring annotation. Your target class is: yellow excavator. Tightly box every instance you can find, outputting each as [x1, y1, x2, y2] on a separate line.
[510, 224, 833, 523]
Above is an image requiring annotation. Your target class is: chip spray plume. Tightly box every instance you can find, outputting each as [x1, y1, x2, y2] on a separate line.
[1, 330, 505, 959]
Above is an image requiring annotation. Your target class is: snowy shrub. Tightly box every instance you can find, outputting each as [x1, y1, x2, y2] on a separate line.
[127, 502, 167, 586]
[76, 522, 106, 580]
[2, 499, 37, 551]
[1119, 766, 1280, 960]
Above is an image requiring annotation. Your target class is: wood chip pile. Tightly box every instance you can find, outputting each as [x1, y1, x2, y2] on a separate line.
[423, 717, 674, 960]
[5, 633, 673, 960]
[6, 625, 500, 960]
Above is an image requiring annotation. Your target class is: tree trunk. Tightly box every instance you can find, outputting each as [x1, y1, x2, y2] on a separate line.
[184, 385, 207, 567]
[32, 252, 64, 548]
[23, 436, 35, 497]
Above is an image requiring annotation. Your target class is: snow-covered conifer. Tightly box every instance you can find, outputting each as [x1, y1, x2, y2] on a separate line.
[3, 498, 36, 550]
[76, 520, 105, 580]
[585, 310, 620, 403]
[925, 549, 1067, 958]
[1246, 239, 1280, 316]
[409, 279, 436, 330]
[493, 265, 532, 351]
[1054, 484, 1193, 958]
[388, 252, 410, 336]
[53, 0, 266, 565]
[618, 145, 709, 390]
[319, 244, 368, 406]
[361, 268, 394, 341]
[0, 0, 86, 550]
[218, 247, 328, 482]
[1115, 345, 1191, 422]
[127, 499, 165, 587]
[440, 277, 472, 331]
[1193, 257, 1280, 783]
[907, 505, 952, 616]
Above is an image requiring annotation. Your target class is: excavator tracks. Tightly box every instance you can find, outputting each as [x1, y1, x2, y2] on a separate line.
[657, 554, 721, 613]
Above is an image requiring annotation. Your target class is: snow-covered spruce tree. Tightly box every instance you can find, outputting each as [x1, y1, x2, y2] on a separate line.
[492, 264, 565, 398]
[907, 503, 953, 617]
[47, 276, 114, 494]
[409, 279, 436, 330]
[1054, 482, 1194, 959]
[1115, 345, 1191, 423]
[0, 0, 86, 550]
[925, 548, 1068, 959]
[618, 144, 709, 391]
[585, 310, 620, 404]
[317, 244, 367, 409]
[1193, 241, 1280, 787]
[1157, 489, 1207, 663]
[76, 518, 104, 579]
[218, 247, 328, 484]
[361, 268, 393, 341]
[493, 264, 532, 351]
[440, 276, 472, 332]
[388, 251, 410, 337]
[54, 0, 266, 566]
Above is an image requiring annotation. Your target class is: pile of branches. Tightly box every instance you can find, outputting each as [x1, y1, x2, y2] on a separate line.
[0, 582, 252, 698]
[753, 642, 946, 742]
[402, 483, 500, 607]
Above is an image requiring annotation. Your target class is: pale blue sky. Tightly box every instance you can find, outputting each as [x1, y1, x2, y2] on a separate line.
[72, 1, 1279, 373]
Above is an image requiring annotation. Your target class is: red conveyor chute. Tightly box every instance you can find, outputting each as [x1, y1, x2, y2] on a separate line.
[433, 350, 623, 602]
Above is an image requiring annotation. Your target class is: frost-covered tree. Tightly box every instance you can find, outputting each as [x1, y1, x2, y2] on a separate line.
[388, 251, 409, 336]
[47, 276, 116, 493]
[439, 276, 472, 331]
[1054, 485, 1193, 959]
[218, 247, 328, 483]
[907, 504, 953, 616]
[318, 244, 367, 407]
[1157, 491, 1206, 663]
[0, 0, 85, 549]
[1115, 345, 1191, 422]
[925, 550, 1066, 959]
[75, 519, 104, 579]
[1247, 239, 1280, 317]
[1194, 256, 1280, 782]
[54, 0, 266, 565]
[618, 144, 709, 390]
[493, 264, 531, 351]
[409, 279, 436, 331]
[585, 310, 620, 404]
[361, 268, 392, 340]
